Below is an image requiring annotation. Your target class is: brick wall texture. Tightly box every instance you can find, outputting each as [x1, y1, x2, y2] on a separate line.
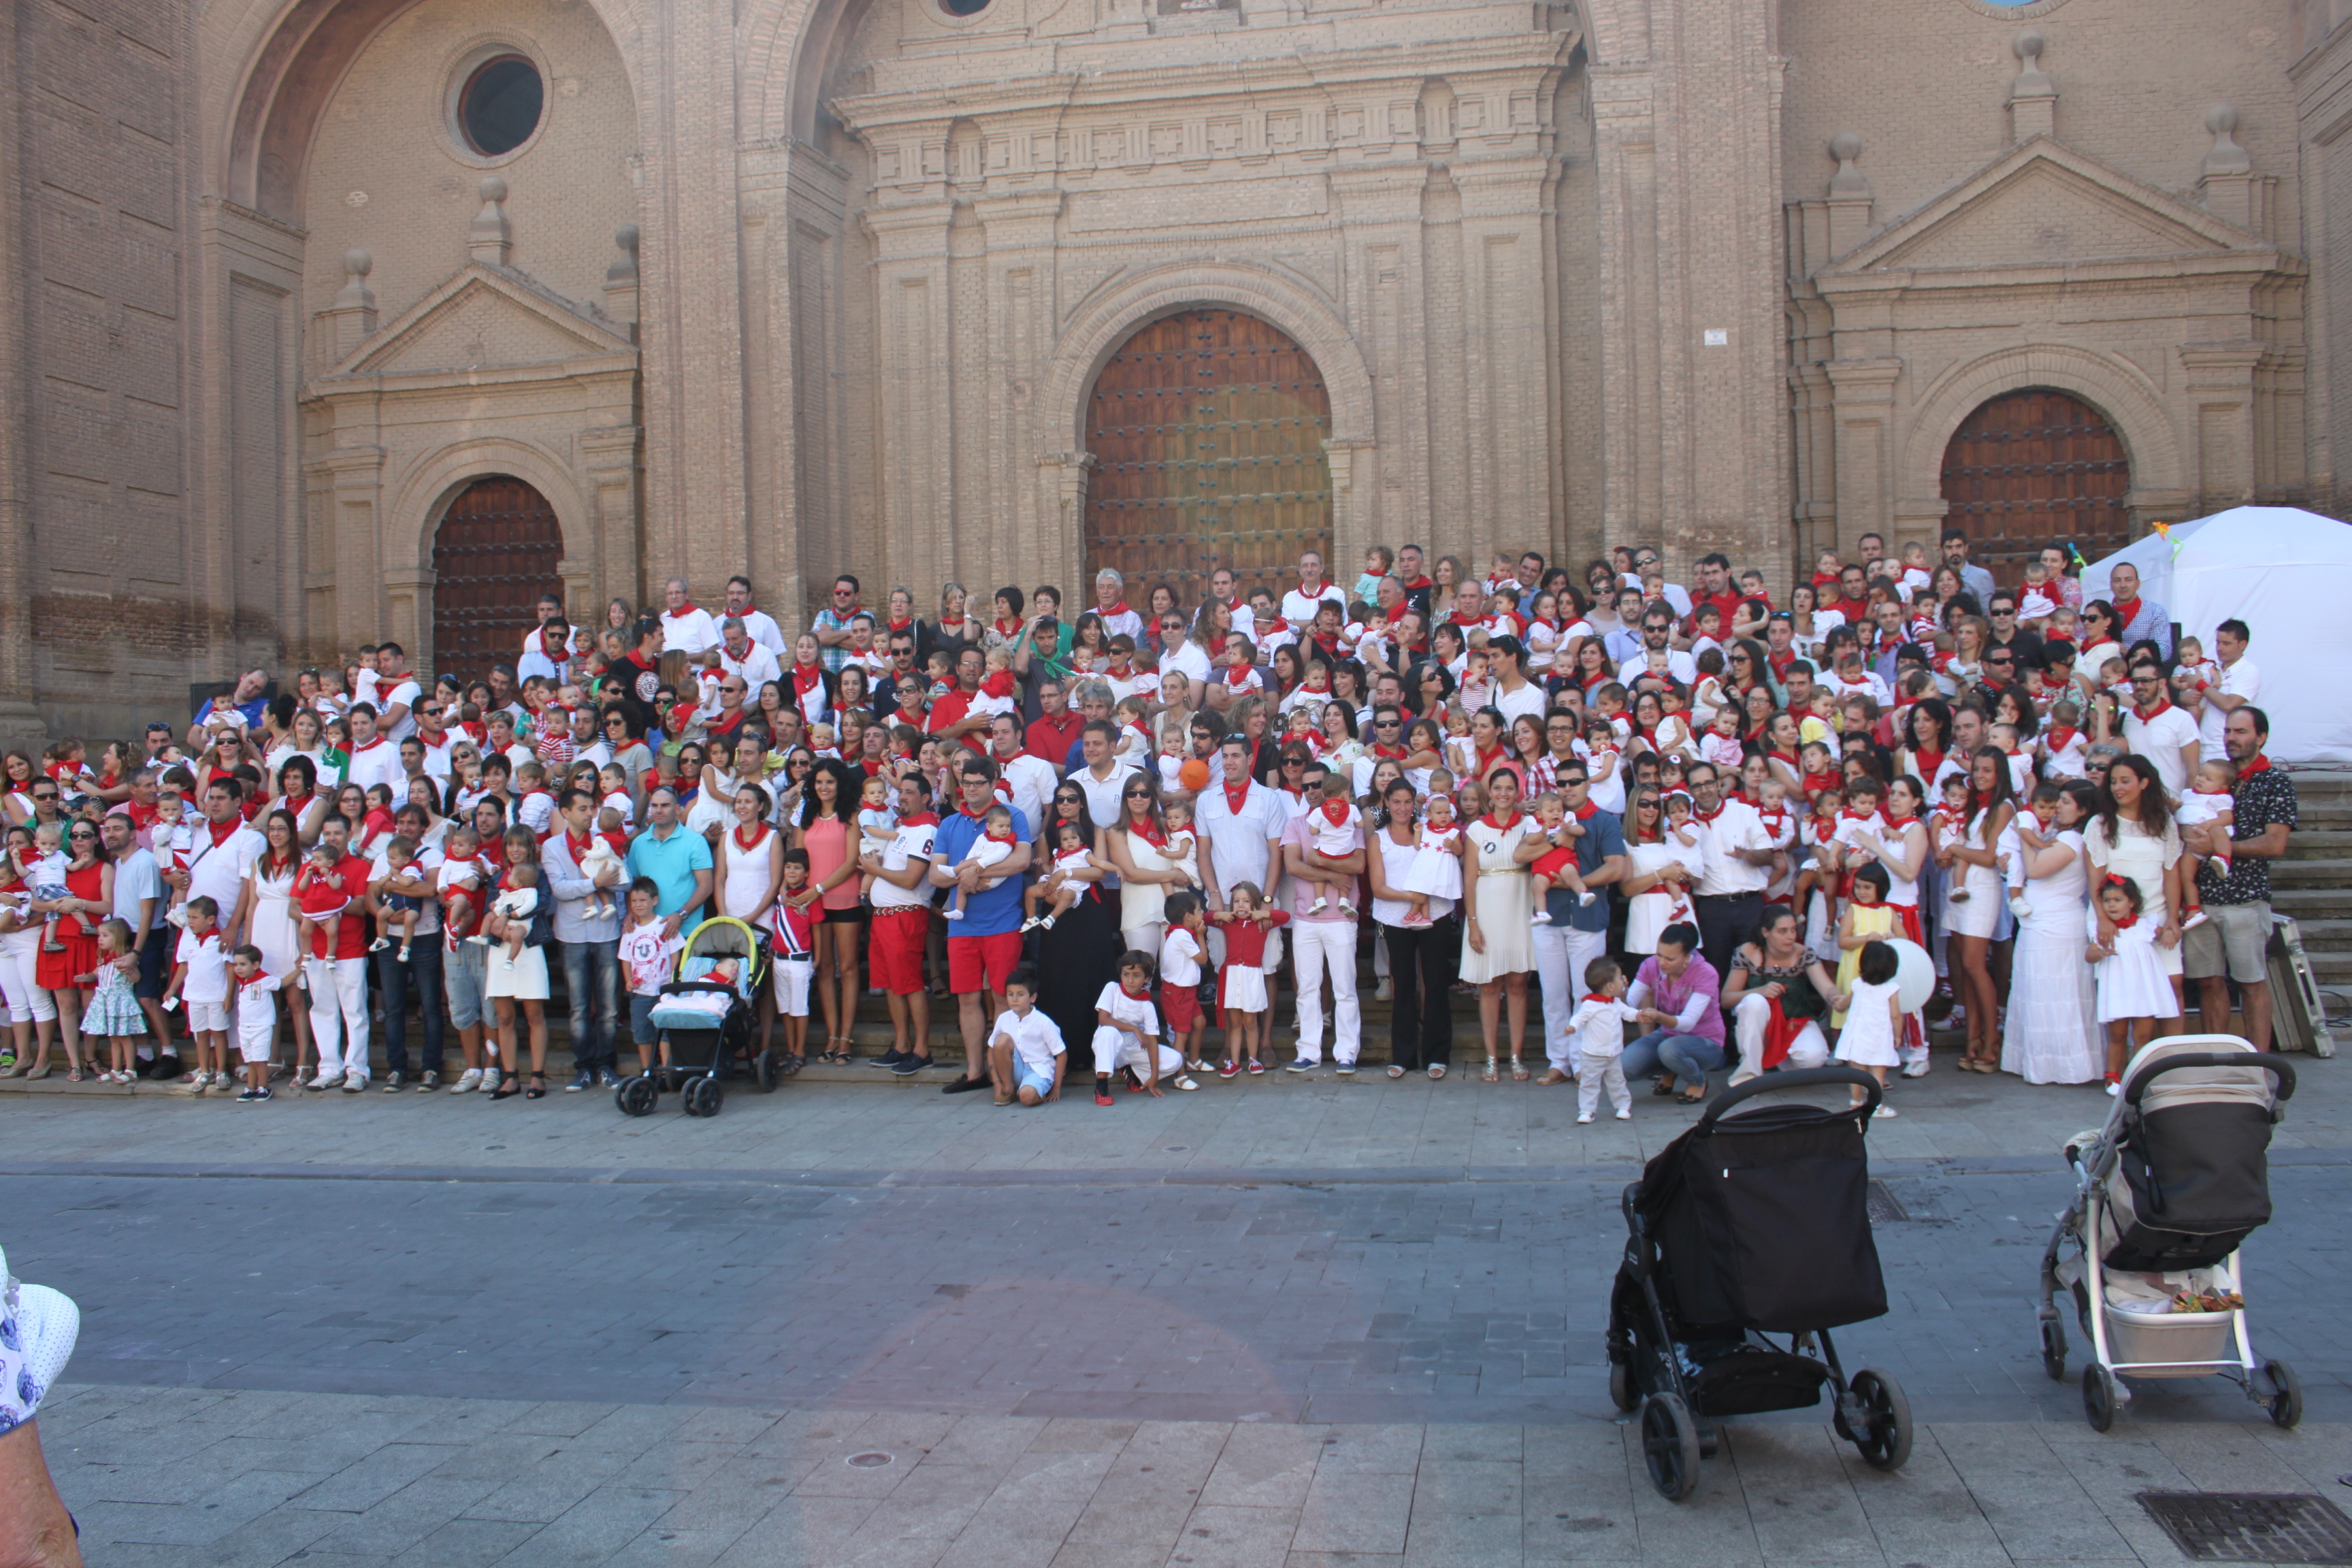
[0, 0, 2347, 736]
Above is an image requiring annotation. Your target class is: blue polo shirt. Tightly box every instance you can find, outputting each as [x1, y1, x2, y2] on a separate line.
[625, 822, 713, 917]
[1569, 807, 1626, 934]
[933, 804, 1032, 937]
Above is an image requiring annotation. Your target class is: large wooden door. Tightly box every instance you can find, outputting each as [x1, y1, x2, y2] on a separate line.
[430, 476, 565, 678]
[1085, 309, 1331, 610]
[1938, 388, 2132, 574]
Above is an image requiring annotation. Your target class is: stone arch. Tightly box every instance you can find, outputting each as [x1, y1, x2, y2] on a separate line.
[1041, 260, 1376, 455]
[1901, 344, 2185, 513]
[392, 436, 587, 581]
[208, 0, 644, 221]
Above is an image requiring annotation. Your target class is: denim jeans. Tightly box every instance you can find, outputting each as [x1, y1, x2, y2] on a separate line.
[377, 939, 445, 1077]
[561, 939, 621, 1073]
[1620, 1028, 1726, 1085]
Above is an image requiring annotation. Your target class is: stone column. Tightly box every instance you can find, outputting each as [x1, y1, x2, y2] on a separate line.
[0, 8, 41, 737]
[862, 199, 958, 587]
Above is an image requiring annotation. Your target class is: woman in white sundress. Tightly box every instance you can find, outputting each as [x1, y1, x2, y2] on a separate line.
[2001, 780, 2104, 1085]
[242, 806, 312, 1075]
[1459, 768, 1537, 1083]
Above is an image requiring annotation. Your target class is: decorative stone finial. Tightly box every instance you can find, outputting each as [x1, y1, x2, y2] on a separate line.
[2204, 103, 2253, 176]
[2014, 29, 2044, 69]
[2009, 29, 2057, 142]
[333, 248, 374, 309]
[1828, 131, 1869, 195]
[470, 176, 512, 266]
[606, 223, 640, 287]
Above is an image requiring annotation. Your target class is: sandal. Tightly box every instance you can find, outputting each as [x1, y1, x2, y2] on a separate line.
[525, 1073, 546, 1100]
[1651, 1075, 1680, 1096]
[1510, 1057, 1529, 1082]
[490, 1075, 521, 1100]
[1428, 1064, 1446, 1079]
[1481, 1058, 1499, 1083]
[1678, 1087, 1708, 1105]
[1386, 1064, 1406, 1080]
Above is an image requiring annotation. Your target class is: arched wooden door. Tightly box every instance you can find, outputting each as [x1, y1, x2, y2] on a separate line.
[1085, 309, 1331, 609]
[1938, 389, 2132, 574]
[430, 476, 565, 678]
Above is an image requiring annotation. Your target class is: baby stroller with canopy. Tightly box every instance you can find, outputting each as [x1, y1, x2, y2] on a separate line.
[614, 915, 778, 1119]
[2037, 1035, 2300, 1431]
[1606, 1066, 1912, 1501]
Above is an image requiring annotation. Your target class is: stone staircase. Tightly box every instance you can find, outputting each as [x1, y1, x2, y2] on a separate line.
[2259, 769, 2352, 998]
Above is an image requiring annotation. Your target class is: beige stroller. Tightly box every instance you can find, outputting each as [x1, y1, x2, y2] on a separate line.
[2037, 1035, 2300, 1431]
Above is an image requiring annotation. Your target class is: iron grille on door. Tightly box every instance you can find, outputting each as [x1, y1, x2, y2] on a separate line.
[430, 476, 566, 679]
[1085, 309, 1333, 610]
[1939, 388, 2133, 575]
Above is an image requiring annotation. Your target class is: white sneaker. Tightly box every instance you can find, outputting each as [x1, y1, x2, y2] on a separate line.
[1020, 917, 1041, 932]
[1577, 1112, 1595, 1124]
[1614, 1109, 1631, 1120]
[1901, 1058, 1931, 1078]
[481, 1068, 502, 1093]
[1308, 894, 1328, 914]
[176, 1071, 208, 1095]
[2180, 909, 2209, 932]
[341, 1073, 364, 1094]
[1373, 978, 1393, 1002]
[1531, 911, 1552, 927]
[1579, 892, 1598, 907]
[1337, 899, 1356, 917]
[1039, 915, 1056, 931]
[2106, 1079, 2122, 1098]
[943, 908, 965, 921]
[308, 1073, 341, 1092]
[2008, 896, 2034, 921]
[1173, 1075, 1199, 1091]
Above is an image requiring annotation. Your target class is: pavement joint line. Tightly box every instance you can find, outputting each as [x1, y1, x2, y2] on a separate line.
[3, 1147, 2342, 1188]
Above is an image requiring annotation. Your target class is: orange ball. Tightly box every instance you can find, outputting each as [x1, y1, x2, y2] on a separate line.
[1178, 758, 1211, 791]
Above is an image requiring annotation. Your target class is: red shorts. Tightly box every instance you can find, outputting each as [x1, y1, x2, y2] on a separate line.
[947, 930, 1022, 996]
[1163, 983, 1201, 1034]
[868, 907, 931, 996]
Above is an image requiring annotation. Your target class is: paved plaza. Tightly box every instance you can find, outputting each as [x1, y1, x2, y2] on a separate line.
[6, 1057, 2347, 1565]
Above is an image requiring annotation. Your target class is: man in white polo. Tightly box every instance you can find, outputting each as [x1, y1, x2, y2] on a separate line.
[2188, 617, 2259, 764]
[1280, 550, 1348, 629]
[658, 577, 720, 655]
[1684, 760, 1776, 981]
[717, 613, 782, 694]
[1197, 734, 1288, 969]
[721, 574, 787, 657]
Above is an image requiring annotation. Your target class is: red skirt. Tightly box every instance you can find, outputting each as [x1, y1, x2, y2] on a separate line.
[36, 929, 99, 992]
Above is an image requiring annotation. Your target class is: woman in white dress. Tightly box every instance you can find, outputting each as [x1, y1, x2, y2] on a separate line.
[242, 808, 312, 1075]
[1460, 768, 1537, 1082]
[1936, 747, 2014, 1073]
[485, 826, 551, 1100]
[1101, 777, 1186, 959]
[2079, 753, 2187, 1014]
[1619, 788, 1700, 958]
[715, 783, 783, 926]
[2002, 780, 2104, 1084]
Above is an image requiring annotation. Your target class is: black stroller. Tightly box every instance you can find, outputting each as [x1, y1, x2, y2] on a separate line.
[2037, 1035, 2300, 1431]
[615, 916, 779, 1119]
[1607, 1067, 1912, 1500]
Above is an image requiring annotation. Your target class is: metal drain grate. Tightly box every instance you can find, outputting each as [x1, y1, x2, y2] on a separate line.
[1865, 1179, 1908, 1224]
[2139, 1492, 2352, 1564]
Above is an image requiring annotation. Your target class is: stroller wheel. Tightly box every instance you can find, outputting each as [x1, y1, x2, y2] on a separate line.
[683, 1077, 725, 1117]
[2040, 1319, 2067, 1382]
[2082, 1365, 2118, 1433]
[2260, 1359, 2302, 1430]
[615, 1075, 658, 1118]
[1608, 1358, 1639, 1414]
[1639, 1392, 1701, 1501]
[1844, 1370, 1912, 1471]
[755, 1050, 779, 1093]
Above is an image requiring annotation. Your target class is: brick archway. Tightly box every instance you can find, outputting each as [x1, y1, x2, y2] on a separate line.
[1938, 388, 2132, 575]
[430, 477, 566, 679]
[1083, 309, 1333, 609]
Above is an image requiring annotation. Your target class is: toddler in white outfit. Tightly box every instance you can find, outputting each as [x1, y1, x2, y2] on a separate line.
[2176, 757, 2237, 895]
[1567, 957, 1641, 1123]
[578, 837, 626, 921]
[944, 803, 1018, 921]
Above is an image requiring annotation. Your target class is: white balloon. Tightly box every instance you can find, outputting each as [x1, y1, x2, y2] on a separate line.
[1885, 938, 1935, 1014]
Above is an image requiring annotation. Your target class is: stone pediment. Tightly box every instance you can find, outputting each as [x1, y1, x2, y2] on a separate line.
[323, 263, 635, 382]
[1827, 137, 2261, 275]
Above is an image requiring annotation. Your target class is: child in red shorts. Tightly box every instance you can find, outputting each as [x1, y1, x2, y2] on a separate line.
[1160, 892, 1209, 1071]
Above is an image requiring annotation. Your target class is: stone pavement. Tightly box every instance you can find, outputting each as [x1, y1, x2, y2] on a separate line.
[7, 1051, 2345, 1565]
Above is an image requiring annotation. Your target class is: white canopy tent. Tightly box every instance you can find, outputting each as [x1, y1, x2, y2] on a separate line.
[2078, 506, 2352, 766]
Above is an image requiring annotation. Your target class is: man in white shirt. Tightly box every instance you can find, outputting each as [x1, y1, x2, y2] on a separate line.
[1156, 612, 1212, 689]
[717, 615, 783, 694]
[412, 700, 456, 784]
[1488, 636, 1548, 728]
[167, 777, 265, 946]
[658, 577, 720, 655]
[517, 594, 568, 685]
[101, 811, 174, 1064]
[1196, 735, 1289, 968]
[1629, 547, 1693, 617]
[1684, 760, 1776, 978]
[2122, 660, 2201, 798]
[1279, 550, 1348, 629]
[374, 643, 421, 743]
[988, 714, 1056, 834]
[1207, 566, 1256, 643]
[2189, 619, 2259, 763]
[721, 574, 787, 657]
[342, 704, 406, 797]
[1090, 570, 1144, 642]
[1616, 608, 1697, 687]
[1069, 721, 1140, 840]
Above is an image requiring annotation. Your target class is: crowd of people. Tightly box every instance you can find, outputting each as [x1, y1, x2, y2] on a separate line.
[0, 526, 2296, 1112]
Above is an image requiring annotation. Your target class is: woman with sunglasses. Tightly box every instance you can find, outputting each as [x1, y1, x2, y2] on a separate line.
[1, 751, 37, 828]
[1032, 783, 1122, 1062]
[32, 817, 110, 1079]
[1458, 766, 1537, 1081]
[1102, 774, 1184, 960]
[0, 821, 63, 1077]
[794, 759, 864, 1061]
[1365, 774, 1456, 1079]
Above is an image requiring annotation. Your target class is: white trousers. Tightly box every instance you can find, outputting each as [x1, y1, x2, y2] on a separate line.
[1290, 919, 1360, 1064]
[1578, 1049, 1631, 1118]
[1092, 1028, 1182, 1079]
[307, 956, 371, 1080]
[1531, 922, 1607, 1073]
[1728, 992, 1829, 1083]
[0, 942, 56, 1024]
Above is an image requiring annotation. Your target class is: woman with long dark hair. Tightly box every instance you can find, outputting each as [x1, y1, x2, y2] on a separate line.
[1034, 781, 1122, 1065]
[793, 757, 864, 1062]
[2082, 753, 2187, 1017]
[2002, 779, 2104, 1084]
[1937, 745, 2015, 1071]
[1365, 775, 1456, 1078]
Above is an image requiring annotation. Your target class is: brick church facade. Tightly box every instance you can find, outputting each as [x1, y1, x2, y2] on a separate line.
[2, 0, 2348, 732]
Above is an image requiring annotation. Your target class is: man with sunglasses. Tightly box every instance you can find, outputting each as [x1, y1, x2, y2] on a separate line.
[1984, 593, 2044, 668]
[875, 631, 923, 722]
[1196, 734, 1287, 971]
[1279, 761, 1362, 1072]
[1158, 614, 1211, 687]
[932, 755, 1034, 1094]
[2122, 659, 2200, 798]
[990, 714, 1055, 832]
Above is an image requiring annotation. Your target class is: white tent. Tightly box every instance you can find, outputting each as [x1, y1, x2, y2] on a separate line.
[2078, 506, 2352, 766]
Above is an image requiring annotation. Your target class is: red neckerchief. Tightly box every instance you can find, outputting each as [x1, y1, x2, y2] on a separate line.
[1448, 610, 1483, 630]
[1224, 664, 1258, 689]
[2238, 753, 2272, 779]
[1884, 808, 1918, 828]
[1801, 770, 1840, 795]
[732, 823, 768, 851]
[2132, 698, 2174, 723]
[1316, 796, 1352, 829]
[1128, 818, 1169, 850]
[1767, 648, 1797, 679]
[1768, 748, 1799, 770]
[206, 817, 242, 848]
[1833, 595, 1869, 622]
[1480, 810, 1522, 832]
[1100, 602, 1133, 619]
[1473, 742, 1508, 778]
[985, 827, 1015, 844]
[2111, 911, 2139, 930]
[1120, 981, 1152, 1000]
[1571, 800, 1599, 822]
[351, 737, 386, 754]
[1369, 742, 1407, 761]
[1310, 633, 1343, 661]
[259, 846, 296, 879]
[536, 624, 566, 659]
[665, 602, 700, 619]
[1257, 615, 1289, 637]
[1223, 781, 1252, 815]
[1402, 575, 1434, 591]
[189, 928, 221, 948]
[127, 798, 159, 829]
[1693, 800, 1725, 824]
[2111, 596, 2143, 632]
[898, 811, 939, 829]
[1582, 992, 1616, 1004]
[1811, 812, 1838, 839]
[565, 828, 593, 863]
[991, 616, 1022, 640]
